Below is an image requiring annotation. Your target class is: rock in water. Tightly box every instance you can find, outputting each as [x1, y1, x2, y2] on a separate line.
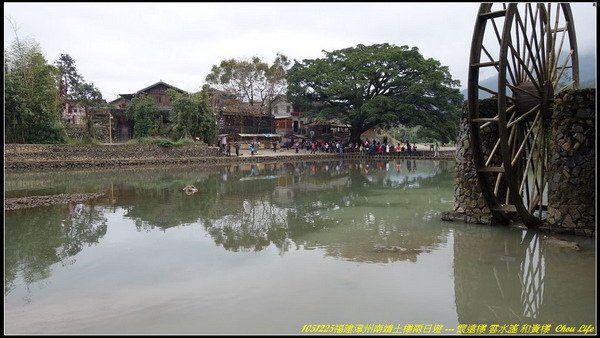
[372, 244, 423, 254]
[543, 237, 581, 250]
[183, 185, 198, 195]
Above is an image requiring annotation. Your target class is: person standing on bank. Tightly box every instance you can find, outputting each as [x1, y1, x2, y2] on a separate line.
[221, 135, 227, 154]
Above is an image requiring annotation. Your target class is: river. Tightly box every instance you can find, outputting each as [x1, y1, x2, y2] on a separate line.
[4, 159, 596, 334]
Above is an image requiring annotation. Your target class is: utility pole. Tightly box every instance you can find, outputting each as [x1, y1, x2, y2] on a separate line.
[108, 113, 113, 144]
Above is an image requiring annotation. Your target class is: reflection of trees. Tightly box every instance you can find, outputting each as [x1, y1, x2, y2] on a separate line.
[201, 160, 454, 262]
[287, 170, 453, 263]
[110, 159, 453, 258]
[7, 160, 454, 265]
[4, 203, 107, 297]
[122, 179, 219, 231]
[453, 227, 595, 326]
[204, 200, 291, 252]
[57, 203, 108, 264]
[4, 166, 213, 199]
[101, 160, 454, 260]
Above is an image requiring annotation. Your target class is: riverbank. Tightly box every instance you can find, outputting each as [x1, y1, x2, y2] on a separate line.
[5, 143, 456, 171]
[5, 192, 105, 211]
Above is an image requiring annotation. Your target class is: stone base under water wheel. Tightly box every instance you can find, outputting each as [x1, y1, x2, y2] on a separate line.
[443, 90, 595, 237]
[441, 211, 493, 225]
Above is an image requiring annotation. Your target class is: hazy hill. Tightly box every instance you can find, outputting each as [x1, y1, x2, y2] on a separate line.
[460, 52, 596, 98]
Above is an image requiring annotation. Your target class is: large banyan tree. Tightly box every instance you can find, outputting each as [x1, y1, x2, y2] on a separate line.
[287, 43, 464, 143]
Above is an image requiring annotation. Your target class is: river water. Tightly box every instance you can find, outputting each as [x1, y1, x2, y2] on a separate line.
[4, 160, 596, 334]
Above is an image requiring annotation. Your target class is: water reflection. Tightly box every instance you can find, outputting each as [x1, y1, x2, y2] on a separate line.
[5, 203, 107, 298]
[84, 160, 451, 258]
[453, 226, 595, 326]
[5, 160, 453, 280]
[202, 160, 452, 259]
[4, 160, 595, 332]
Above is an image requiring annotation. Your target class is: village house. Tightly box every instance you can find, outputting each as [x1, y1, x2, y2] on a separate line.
[271, 95, 299, 138]
[62, 100, 87, 125]
[105, 82, 352, 145]
[209, 88, 278, 147]
[108, 81, 186, 141]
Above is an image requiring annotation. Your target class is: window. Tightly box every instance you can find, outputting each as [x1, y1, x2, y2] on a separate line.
[158, 96, 162, 103]
[286, 105, 291, 113]
[274, 106, 279, 114]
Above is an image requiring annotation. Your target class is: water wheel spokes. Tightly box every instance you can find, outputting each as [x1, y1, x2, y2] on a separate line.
[468, 3, 579, 227]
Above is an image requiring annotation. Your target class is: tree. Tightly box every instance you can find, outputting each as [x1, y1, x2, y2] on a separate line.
[168, 85, 217, 144]
[126, 95, 157, 138]
[73, 81, 105, 141]
[55, 53, 105, 140]
[205, 53, 290, 110]
[286, 43, 463, 143]
[55, 53, 81, 100]
[4, 36, 65, 143]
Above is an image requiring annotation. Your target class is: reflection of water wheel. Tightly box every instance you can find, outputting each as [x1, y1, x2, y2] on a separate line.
[518, 231, 545, 320]
[468, 3, 579, 227]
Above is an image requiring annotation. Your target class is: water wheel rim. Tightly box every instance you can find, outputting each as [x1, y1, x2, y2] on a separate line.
[468, 3, 579, 227]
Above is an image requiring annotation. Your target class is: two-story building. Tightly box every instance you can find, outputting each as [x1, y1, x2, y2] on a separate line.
[62, 100, 87, 125]
[209, 88, 281, 147]
[108, 81, 186, 141]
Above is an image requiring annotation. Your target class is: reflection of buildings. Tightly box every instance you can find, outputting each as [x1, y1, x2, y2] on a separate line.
[453, 227, 595, 326]
[117, 160, 452, 258]
[32, 160, 453, 263]
[273, 186, 294, 205]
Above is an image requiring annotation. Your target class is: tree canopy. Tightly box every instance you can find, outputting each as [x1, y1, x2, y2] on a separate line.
[4, 37, 65, 143]
[55, 53, 81, 100]
[286, 43, 463, 143]
[55, 53, 105, 140]
[205, 53, 289, 111]
[126, 95, 158, 138]
[168, 85, 217, 144]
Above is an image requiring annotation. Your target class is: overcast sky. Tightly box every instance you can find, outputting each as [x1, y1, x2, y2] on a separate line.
[4, 2, 597, 101]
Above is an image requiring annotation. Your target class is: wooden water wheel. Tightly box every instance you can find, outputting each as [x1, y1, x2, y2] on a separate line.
[467, 3, 579, 227]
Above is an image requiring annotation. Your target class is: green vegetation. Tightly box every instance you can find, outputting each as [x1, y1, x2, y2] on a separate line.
[55, 54, 105, 142]
[4, 37, 66, 143]
[206, 53, 289, 110]
[287, 43, 463, 144]
[125, 95, 158, 138]
[388, 125, 444, 144]
[5, 33, 465, 147]
[167, 85, 217, 144]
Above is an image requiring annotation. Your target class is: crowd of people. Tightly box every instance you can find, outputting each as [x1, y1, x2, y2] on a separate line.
[219, 137, 443, 157]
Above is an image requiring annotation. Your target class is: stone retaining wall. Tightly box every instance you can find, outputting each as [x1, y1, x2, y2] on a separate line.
[445, 90, 596, 237]
[544, 88, 595, 237]
[4, 144, 454, 171]
[443, 99, 499, 225]
[5, 143, 220, 160]
[4, 144, 220, 170]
